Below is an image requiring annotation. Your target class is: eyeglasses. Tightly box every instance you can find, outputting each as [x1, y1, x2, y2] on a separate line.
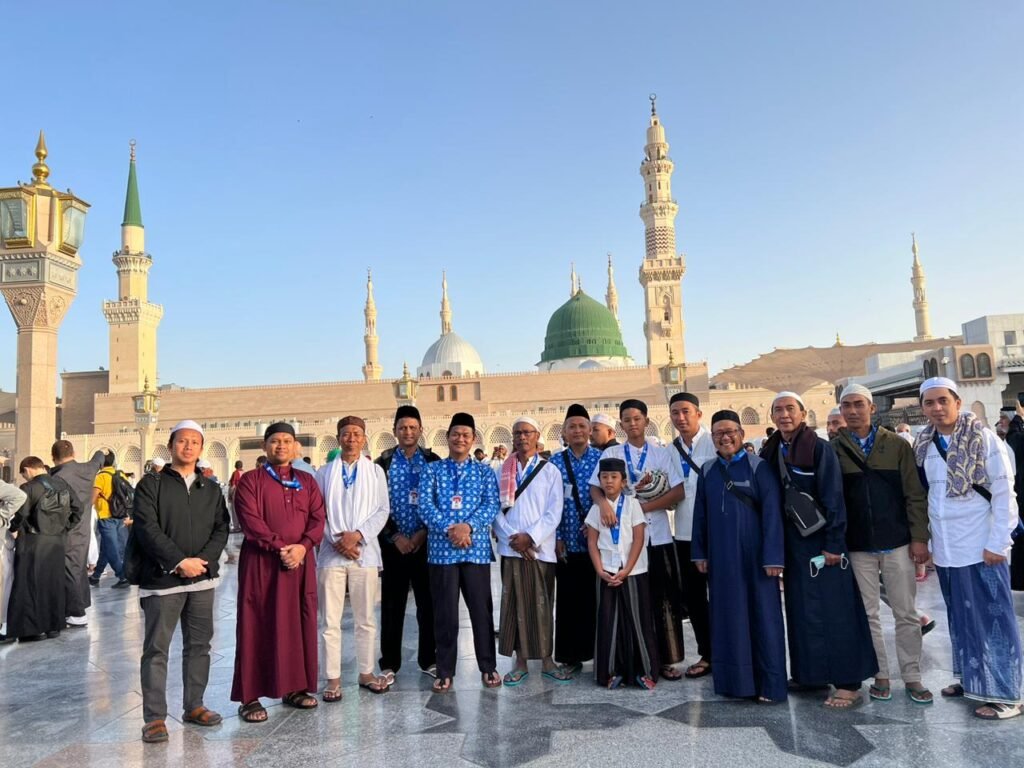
[512, 430, 538, 438]
[712, 429, 741, 439]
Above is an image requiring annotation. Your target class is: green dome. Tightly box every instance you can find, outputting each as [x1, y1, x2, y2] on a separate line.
[540, 290, 629, 362]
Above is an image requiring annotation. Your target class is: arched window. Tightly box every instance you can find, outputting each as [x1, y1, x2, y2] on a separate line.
[928, 358, 939, 378]
[450, 385, 458, 401]
[960, 354, 976, 379]
[318, 435, 338, 465]
[741, 407, 760, 425]
[371, 432, 397, 458]
[487, 425, 513, 450]
[437, 386, 445, 402]
[977, 353, 992, 378]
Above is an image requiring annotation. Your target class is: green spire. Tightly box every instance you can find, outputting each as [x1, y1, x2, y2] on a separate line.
[122, 140, 143, 228]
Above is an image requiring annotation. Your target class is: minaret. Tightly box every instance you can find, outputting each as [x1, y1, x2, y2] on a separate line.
[362, 268, 382, 381]
[440, 270, 453, 334]
[605, 253, 620, 328]
[638, 94, 686, 367]
[910, 233, 933, 341]
[103, 141, 164, 394]
[570, 262, 579, 296]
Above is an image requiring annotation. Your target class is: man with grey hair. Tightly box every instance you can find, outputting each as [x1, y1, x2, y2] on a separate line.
[826, 407, 846, 440]
[835, 383, 932, 704]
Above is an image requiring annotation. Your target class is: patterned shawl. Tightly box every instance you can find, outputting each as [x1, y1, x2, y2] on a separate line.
[913, 410, 989, 498]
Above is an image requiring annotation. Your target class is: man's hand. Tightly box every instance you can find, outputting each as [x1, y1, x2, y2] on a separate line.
[607, 567, 629, 587]
[764, 566, 783, 578]
[598, 570, 615, 584]
[509, 532, 535, 554]
[176, 558, 208, 578]
[123, 517, 133, 527]
[909, 541, 930, 565]
[333, 531, 363, 559]
[280, 543, 306, 569]
[983, 548, 1007, 566]
[410, 529, 427, 553]
[694, 560, 708, 574]
[393, 534, 414, 555]
[823, 550, 842, 567]
[599, 497, 617, 527]
[555, 540, 567, 562]
[447, 523, 471, 548]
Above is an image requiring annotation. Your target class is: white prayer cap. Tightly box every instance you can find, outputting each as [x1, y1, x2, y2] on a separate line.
[840, 383, 873, 403]
[920, 377, 958, 398]
[592, 413, 616, 429]
[150, 457, 165, 468]
[771, 391, 805, 409]
[828, 407, 842, 418]
[196, 459, 211, 470]
[170, 419, 204, 437]
[513, 415, 541, 431]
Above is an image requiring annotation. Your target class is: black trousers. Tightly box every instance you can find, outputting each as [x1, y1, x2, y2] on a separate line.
[429, 562, 496, 679]
[379, 541, 436, 673]
[555, 552, 596, 665]
[675, 539, 711, 661]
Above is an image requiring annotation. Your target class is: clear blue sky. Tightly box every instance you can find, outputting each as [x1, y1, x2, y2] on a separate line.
[1, 1, 1021, 393]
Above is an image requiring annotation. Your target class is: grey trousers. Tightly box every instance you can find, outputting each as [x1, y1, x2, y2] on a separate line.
[140, 588, 215, 722]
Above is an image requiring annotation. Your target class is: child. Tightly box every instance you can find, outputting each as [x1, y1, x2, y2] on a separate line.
[585, 458, 660, 689]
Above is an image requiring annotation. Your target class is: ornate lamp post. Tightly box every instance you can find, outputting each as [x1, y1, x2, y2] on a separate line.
[133, 376, 159, 477]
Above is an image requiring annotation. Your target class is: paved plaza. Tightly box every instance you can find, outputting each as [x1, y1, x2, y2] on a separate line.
[2, 539, 1023, 768]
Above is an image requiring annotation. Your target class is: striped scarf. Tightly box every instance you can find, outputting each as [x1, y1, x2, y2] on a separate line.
[913, 411, 989, 498]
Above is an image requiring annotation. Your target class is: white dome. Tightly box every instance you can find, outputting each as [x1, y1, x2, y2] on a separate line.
[417, 332, 485, 378]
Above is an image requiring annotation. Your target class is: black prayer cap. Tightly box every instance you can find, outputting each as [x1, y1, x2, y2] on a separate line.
[598, 458, 627, 477]
[564, 403, 590, 422]
[448, 412, 476, 433]
[394, 404, 422, 427]
[619, 398, 648, 416]
[264, 421, 296, 441]
[669, 392, 700, 408]
[711, 410, 741, 426]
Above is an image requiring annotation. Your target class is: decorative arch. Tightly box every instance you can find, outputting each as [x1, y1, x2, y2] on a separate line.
[645, 421, 661, 442]
[487, 425, 513, 449]
[371, 431, 397, 458]
[543, 422, 563, 447]
[318, 435, 338, 465]
[741, 407, 760, 425]
[662, 421, 677, 442]
[450, 385, 458, 402]
[806, 410, 818, 428]
[153, 444, 171, 462]
[430, 429, 449, 451]
[927, 358, 939, 378]
[614, 424, 627, 443]
[120, 444, 142, 474]
[436, 386, 445, 402]
[960, 354, 976, 379]
[977, 353, 992, 378]
[205, 441, 228, 482]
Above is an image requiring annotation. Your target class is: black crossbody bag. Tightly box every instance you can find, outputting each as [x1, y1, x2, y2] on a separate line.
[714, 461, 760, 512]
[776, 450, 827, 537]
[673, 438, 705, 478]
[502, 459, 549, 512]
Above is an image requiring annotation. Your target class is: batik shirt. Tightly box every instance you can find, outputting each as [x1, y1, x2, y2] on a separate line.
[550, 445, 602, 553]
[386, 449, 429, 538]
[418, 457, 500, 565]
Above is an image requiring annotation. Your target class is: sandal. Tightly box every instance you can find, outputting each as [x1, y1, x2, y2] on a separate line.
[141, 719, 169, 743]
[941, 683, 964, 698]
[182, 706, 223, 726]
[824, 692, 863, 710]
[606, 675, 623, 690]
[282, 691, 318, 709]
[358, 676, 390, 694]
[755, 696, 777, 704]
[560, 662, 583, 678]
[660, 665, 684, 681]
[503, 669, 529, 687]
[381, 669, 396, 687]
[322, 686, 342, 703]
[684, 660, 711, 679]
[482, 670, 502, 689]
[635, 675, 656, 690]
[542, 667, 573, 683]
[905, 686, 934, 705]
[975, 702, 1023, 720]
[868, 682, 892, 701]
[422, 664, 438, 679]
[433, 676, 453, 693]
[238, 701, 268, 723]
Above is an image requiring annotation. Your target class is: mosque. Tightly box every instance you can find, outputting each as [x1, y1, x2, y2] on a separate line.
[0, 99, 947, 482]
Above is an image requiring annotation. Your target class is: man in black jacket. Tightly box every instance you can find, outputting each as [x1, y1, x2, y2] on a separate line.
[133, 419, 229, 743]
[375, 405, 442, 681]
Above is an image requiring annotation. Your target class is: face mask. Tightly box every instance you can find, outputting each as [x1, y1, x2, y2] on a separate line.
[809, 553, 850, 577]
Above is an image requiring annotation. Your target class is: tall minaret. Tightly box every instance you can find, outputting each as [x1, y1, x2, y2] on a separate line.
[570, 262, 580, 296]
[638, 94, 686, 367]
[910, 233, 933, 341]
[362, 268, 382, 381]
[103, 141, 163, 394]
[440, 270, 453, 334]
[605, 253, 620, 328]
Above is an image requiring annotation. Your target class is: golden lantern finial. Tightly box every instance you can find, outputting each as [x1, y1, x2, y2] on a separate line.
[32, 130, 51, 186]
[649, 93, 657, 116]
[129, 138, 137, 162]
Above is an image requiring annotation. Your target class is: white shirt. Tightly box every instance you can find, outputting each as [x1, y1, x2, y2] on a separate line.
[584, 496, 648, 575]
[315, 458, 390, 569]
[669, 427, 717, 541]
[589, 441, 684, 546]
[493, 457, 563, 563]
[921, 427, 1018, 568]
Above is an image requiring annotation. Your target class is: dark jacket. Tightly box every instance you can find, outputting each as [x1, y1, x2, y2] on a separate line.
[131, 465, 230, 591]
[11, 474, 81, 536]
[375, 446, 442, 540]
[49, 450, 105, 516]
[832, 427, 928, 552]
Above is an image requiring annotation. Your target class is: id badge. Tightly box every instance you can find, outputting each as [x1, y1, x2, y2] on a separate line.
[451, 495, 463, 510]
[408, 490, 419, 505]
[564, 483, 574, 499]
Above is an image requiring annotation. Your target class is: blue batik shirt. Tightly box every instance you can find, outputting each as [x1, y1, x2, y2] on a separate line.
[386, 449, 429, 538]
[418, 457, 500, 565]
[550, 445, 602, 553]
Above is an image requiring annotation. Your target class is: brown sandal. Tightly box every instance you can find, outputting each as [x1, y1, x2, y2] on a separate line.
[141, 719, 169, 743]
[685, 660, 711, 679]
[182, 706, 222, 726]
[482, 670, 502, 689]
[238, 701, 268, 723]
[282, 691, 319, 709]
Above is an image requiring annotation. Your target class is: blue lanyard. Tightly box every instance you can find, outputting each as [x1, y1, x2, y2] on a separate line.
[676, 437, 691, 478]
[857, 427, 878, 456]
[264, 463, 302, 490]
[516, 454, 540, 486]
[341, 461, 358, 489]
[392, 450, 422, 489]
[610, 494, 625, 545]
[937, 434, 950, 451]
[623, 442, 648, 483]
[446, 459, 468, 495]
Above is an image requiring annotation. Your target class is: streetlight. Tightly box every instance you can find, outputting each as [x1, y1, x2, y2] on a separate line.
[133, 376, 160, 478]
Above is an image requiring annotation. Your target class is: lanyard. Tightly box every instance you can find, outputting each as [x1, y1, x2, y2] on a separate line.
[392, 450, 422, 489]
[856, 427, 878, 456]
[623, 442, 648, 483]
[516, 454, 540, 486]
[446, 459, 468, 495]
[676, 437, 692, 478]
[341, 461, 358, 489]
[264, 463, 302, 490]
[610, 494, 625, 545]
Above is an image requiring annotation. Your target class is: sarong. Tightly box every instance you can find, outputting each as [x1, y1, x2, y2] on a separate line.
[498, 557, 555, 659]
[648, 542, 686, 665]
[594, 571, 659, 685]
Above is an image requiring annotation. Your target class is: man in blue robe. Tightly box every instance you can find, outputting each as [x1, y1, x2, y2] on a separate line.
[692, 410, 787, 703]
[760, 392, 877, 709]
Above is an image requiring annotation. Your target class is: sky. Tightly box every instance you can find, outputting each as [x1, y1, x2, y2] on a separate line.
[1, 1, 1021, 393]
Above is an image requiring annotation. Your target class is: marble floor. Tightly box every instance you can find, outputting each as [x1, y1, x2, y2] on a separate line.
[2, 541, 1023, 768]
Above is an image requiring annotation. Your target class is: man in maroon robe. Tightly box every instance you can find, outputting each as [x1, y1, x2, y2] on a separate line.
[231, 422, 326, 722]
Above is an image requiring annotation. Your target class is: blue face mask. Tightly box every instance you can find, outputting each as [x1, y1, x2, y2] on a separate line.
[809, 554, 849, 577]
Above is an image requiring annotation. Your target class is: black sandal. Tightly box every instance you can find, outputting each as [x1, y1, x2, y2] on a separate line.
[282, 691, 318, 709]
[433, 676, 453, 693]
[238, 701, 268, 723]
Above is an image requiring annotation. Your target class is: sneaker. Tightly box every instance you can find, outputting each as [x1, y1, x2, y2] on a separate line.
[112, 578, 131, 589]
[0, 633, 14, 645]
[88, 578, 100, 587]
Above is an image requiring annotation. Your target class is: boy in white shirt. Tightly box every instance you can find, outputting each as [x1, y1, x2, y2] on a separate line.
[585, 458, 659, 690]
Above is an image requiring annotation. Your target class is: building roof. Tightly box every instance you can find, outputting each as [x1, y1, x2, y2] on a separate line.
[123, 152, 143, 228]
[419, 331, 484, 376]
[540, 290, 629, 363]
